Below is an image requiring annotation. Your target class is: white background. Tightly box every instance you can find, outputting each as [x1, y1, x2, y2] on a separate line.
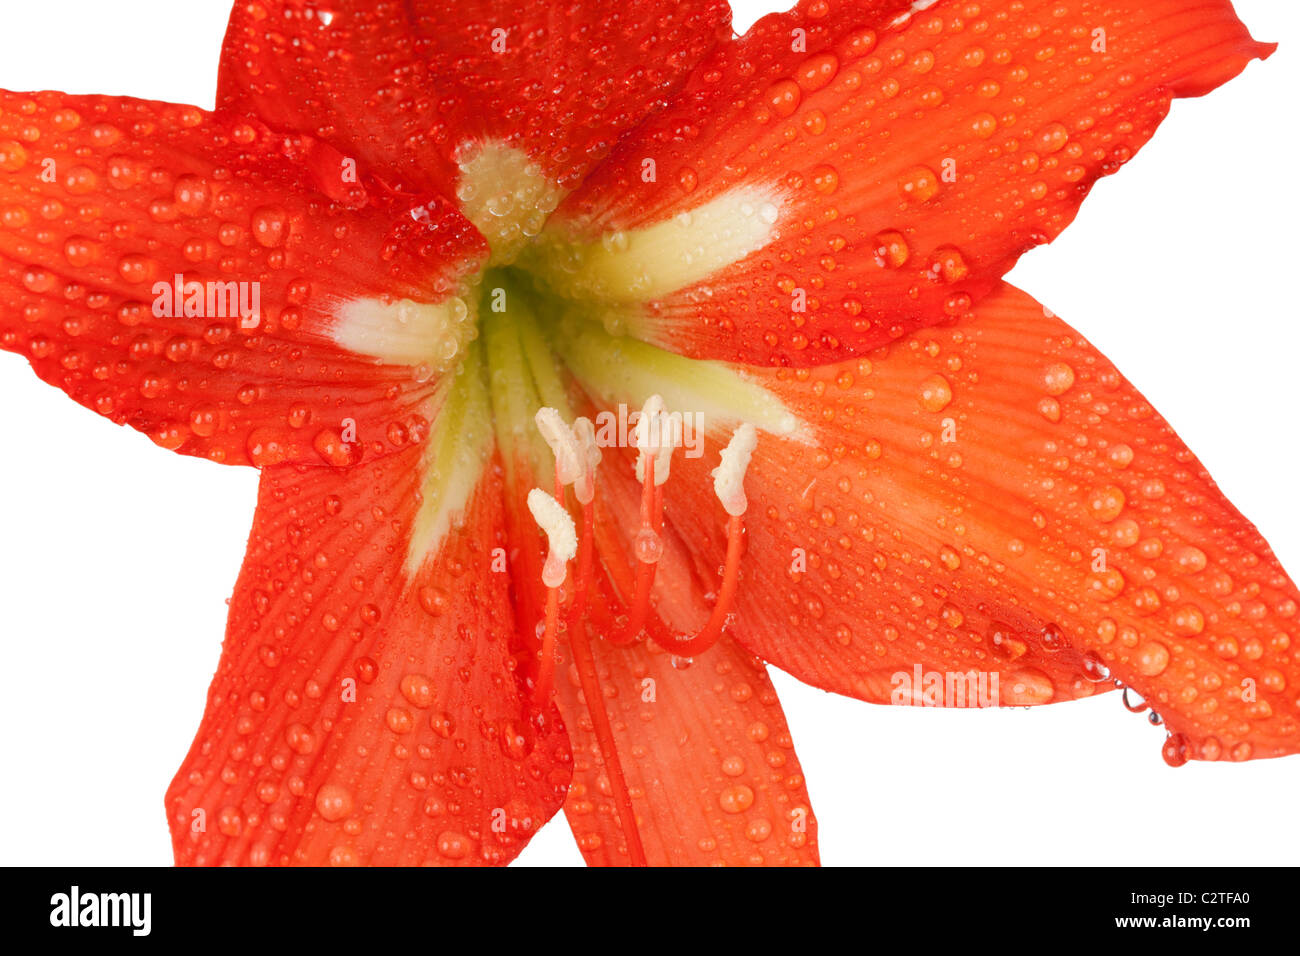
[0, 0, 1296, 867]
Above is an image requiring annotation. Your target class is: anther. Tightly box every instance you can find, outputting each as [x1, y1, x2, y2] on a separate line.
[535, 407, 584, 489]
[526, 487, 576, 588]
[711, 422, 758, 516]
[634, 398, 681, 489]
[632, 395, 672, 486]
[571, 415, 601, 506]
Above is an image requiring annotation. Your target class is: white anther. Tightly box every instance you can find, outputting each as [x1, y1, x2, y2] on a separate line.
[535, 407, 584, 487]
[633, 395, 666, 453]
[526, 488, 577, 588]
[635, 411, 681, 487]
[633, 394, 682, 487]
[712, 423, 758, 516]
[571, 416, 602, 505]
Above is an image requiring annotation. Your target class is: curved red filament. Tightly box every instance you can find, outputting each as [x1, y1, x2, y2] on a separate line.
[663, 512, 744, 658]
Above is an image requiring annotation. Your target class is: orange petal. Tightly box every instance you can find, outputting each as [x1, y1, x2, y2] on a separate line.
[166, 446, 571, 865]
[545, 0, 1272, 365]
[658, 283, 1299, 763]
[504, 452, 819, 866]
[0, 92, 484, 465]
[556, 631, 820, 866]
[218, 0, 732, 195]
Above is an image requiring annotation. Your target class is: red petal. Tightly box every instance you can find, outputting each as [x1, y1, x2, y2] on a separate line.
[218, 0, 732, 195]
[556, 633, 820, 866]
[0, 92, 485, 465]
[545, 0, 1272, 365]
[661, 283, 1299, 762]
[167, 447, 571, 865]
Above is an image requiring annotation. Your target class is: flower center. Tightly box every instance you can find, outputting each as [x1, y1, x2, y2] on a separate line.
[471, 265, 776, 661]
[330, 143, 804, 574]
[326, 143, 807, 864]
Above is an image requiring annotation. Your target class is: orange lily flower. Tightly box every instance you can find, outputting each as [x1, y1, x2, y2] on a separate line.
[0, 0, 1295, 868]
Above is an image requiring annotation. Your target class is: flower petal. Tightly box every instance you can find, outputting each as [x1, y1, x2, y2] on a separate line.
[0, 92, 485, 465]
[574, 460, 816, 868]
[653, 282, 1299, 763]
[536, 0, 1272, 365]
[166, 441, 571, 866]
[556, 630, 820, 866]
[218, 0, 731, 197]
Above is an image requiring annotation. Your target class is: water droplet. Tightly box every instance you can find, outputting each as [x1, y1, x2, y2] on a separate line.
[810, 164, 840, 194]
[795, 52, 840, 91]
[1043, 362, 1075, 395]
[400, 673, 436, 708]
[873, 230, 910, 268]
[918, 374, 953, 411]
[1134, 640, 1170, 677]
[0, 140, 29, 172]
[1081, 651, 1110, 682]
[898, 166, 939, 203]
[764, 79, 802, 118]
[1038, 122, 1070, 154]
[419, 586, 450, 617]
[1122, 686, 1148, 713]
[718, 784, 755, 814]
[1086, 485, 1126, 523]
[315, 784, 353, 821]
[436, 831, 472, 860]
[633, 529, 663, 564]
[251, 206, 288, 247]
[1161, 733, 1189, 767]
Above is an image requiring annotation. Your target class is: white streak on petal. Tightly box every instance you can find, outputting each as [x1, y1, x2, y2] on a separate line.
[534, 184, 786, 303]
[405, 346, 493, 573]
[331, 295, 472, 373]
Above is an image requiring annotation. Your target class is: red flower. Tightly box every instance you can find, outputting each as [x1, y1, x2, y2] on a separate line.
[0, 0, 1294, 867]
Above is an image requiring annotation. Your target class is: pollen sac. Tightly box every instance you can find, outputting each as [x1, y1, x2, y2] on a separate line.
[634, 394, 682, 486]
[713, 423, 759, 516]
[571, 416, 602, 505]
[535, 406, 584, 486]
[526, 488, 577, 588]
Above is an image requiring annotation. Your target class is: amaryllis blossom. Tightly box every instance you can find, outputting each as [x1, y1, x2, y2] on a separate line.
[0, 0, 1295, 867]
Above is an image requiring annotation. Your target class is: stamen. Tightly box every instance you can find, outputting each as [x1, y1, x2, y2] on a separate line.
[666, 512, 744, 658]
[632, 394, 664, 479]
[712, 423, 758, 517]
[607, 448, 664, 646]
[527, 486, 575, 704]
[571, 482, 597, 620]
[535, 406, 584, 487]
[571, 415, 601, 506]
[636, 414, 681, 488]
[668, 425, 757, 657]
[633, 394, 681, 488]
[526, 487, 577, 588]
